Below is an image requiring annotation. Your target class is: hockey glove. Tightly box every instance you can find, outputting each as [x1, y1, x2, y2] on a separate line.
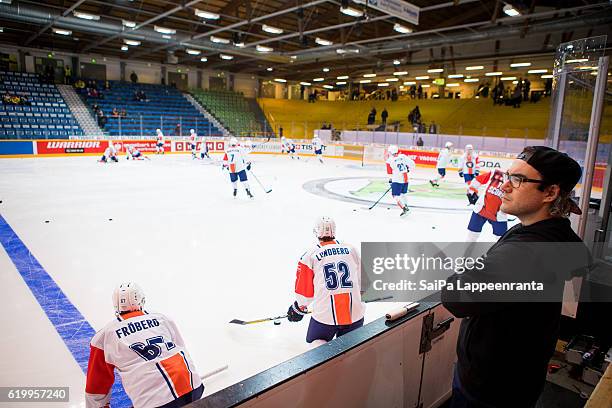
[287, 301, 306, 322]
[475, 170, 480, 176]
[388, 179, 393, 185]
[459, 171, 464, 178]
[467, 193, 479, 205]
[246, 162, 252, 171]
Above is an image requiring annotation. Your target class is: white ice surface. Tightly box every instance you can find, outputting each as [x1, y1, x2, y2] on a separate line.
[0, 153, 510, 399]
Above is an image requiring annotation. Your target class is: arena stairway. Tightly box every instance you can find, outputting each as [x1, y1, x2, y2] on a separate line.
[0, 71, 84, 139]
[191, 89, 268, 137]
[81, 81, 221, 137]
[57, 84, 104, 138]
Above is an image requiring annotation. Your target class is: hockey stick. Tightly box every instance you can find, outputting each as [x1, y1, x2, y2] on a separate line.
[249, 170, 272, 194]
[201, 364, 229, 380]
[368, 186, 392, 210]
[229, 296, 394, 325]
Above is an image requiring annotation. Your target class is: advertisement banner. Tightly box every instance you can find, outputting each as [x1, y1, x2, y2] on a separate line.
[36, 140, 108, 155]
[173, 140, 225, 152]
[0, 141, 34, 155]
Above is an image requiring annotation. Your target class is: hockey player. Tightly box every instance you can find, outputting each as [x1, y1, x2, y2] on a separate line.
[189, 129, 198, 159]
[284, 137, 299, 160]
[199, 138, 210, 160]
[222, 137, 254, 199]
[312, 135, 324, 163]
[385, 145, 416, 217]
[458, 144, 480, 185]
[280, 136, 287, 154]
[430, 142, 453, 187]
[155, 129, 165, 155]
[126, 145, 150, 161]
[287, 217, 365, 345]
[99, 142, 118, 163]
[85, 283, 203, 408]
[465, 169, 508, 241]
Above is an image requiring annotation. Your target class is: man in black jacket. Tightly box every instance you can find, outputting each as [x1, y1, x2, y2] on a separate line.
[442, 146, 590, 408]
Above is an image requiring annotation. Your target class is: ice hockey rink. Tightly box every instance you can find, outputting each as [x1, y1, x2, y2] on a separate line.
[0, 152, 512, 407]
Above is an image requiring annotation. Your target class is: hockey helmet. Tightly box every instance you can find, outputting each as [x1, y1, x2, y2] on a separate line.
[112, 282, 145, 314]
[229, 137, 238, 146]
[313, 216, 336, 239]
[388, 145, 399, 155]
[445, 141, 453, 148]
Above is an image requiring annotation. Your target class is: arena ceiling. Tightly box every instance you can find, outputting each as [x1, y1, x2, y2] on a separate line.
[0, 0, 611, 80]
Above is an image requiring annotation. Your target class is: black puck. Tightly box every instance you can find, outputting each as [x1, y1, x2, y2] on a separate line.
[45, 220, 49, 223]
[109, 218, 113, 221]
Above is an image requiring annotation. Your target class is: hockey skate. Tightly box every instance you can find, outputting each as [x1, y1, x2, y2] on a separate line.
[400, 206, 410, 217]
[233, 189, 238, 198]
[246, 189, 254, 199]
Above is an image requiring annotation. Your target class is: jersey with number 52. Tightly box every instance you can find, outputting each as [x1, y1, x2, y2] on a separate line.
[85, 311, 202, 408]
[386, 153, 416, 183]
[294, 240, 365, 326]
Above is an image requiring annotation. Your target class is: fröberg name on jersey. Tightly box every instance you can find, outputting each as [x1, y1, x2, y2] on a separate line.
[115, 318, 160, 339]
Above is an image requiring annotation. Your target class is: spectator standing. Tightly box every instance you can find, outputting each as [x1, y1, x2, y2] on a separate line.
[64, 65, 72, 85]
[381, 108, 388, 125]
[441, 146, 589, 408]
[417, 85, 423, 99]
[523, 78, 531, 101]
[429, 121, 438, 134]
[174, 123, 182, 137]
[130, 71, 138, 84]
[416, 137, 424, 147]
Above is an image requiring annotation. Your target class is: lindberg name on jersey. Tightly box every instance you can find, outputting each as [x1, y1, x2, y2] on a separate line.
[115, 318, 160, 339]
[315, 246, 351, 261]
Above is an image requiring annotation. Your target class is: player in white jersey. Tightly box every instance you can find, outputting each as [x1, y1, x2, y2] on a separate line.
[385, 145, 416, 217]
[199, 138, 210, 160]
[430, 142, 453, 187]
[287, 217, 365, 344]
[312, 136, 324, 163]
[222, 137, 254, 198]
[282, 137, 299, 160]
[99, 142, 118, 163]
[458, 144, 480, 184]
[189, 129, 198, 159]
[126, 145, 150, 161]
[155, 129, 165, 155]
[85, 283, 203, 408]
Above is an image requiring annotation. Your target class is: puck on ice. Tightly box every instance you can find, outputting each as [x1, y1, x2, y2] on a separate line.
[45, 220, 50, 223]
[274, 320, 281, 325]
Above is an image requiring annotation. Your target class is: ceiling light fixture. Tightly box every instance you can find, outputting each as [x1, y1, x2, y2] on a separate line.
[427, 68, 443, 73]
[510, 62, 531, 68]
[363, 73, 376, 78]
[337, 75, 349, 79]
[154, 26, 176, 35]
[415, 75, 429, 80]
[500, 76, 516, 81]
[393, 71, 408, 76]
[448, 74, 464, 78]
[162, 34, 172, 39]
[195, 9, 220, 20]
[200, 57, 208, 62]
[274, 78, 287, 83]
[566, 58, 588, 63]
[541, 74, 553, 79]
[313, 78, 325, 82]
[256, 45, 273, 53]
[124, 39, 141, 46]
[393, 59, 401, 65]
[262, 24, 283, 34]
[340, 6, 364, 18]
[393, 23, 413, 34]
[336, 81, 347, 85]
[121, 45, 129, 51]
[464, 78, 479, 82]
[300, 82, 312, 86]
[404, 81, 416, 85]
[52, 28, 72, 36]
[386, 78, 399, 82]
[122, 20, 136, 28]
[527, 69, 547, 74]
[503, 4, 520, 17]
[186, 49, 201, 55]
[322, 68, 330, 72]
[466, 65, 484, 70]
[485, 71, 503, 76]
[73, 11, 100, 20]
[377, 83, 389, 87]
[220, 54, 233, 60]
[315, 37, 333, 46]
[267, 67, 273, 72]
[360, 80, 371, 83]
[323, 85, 334, 89]
[210, 35, 230, 44]
[446, 83, 459, 87]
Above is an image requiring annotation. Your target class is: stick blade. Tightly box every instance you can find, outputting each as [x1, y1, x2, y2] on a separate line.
[229, 319, 247, 325]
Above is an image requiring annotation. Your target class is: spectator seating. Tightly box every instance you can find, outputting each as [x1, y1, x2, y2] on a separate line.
[82, 81, 220, 137]
[0, 71, 83, 139]
[191, 89, 263, 137]
[257, 98, 556, 140]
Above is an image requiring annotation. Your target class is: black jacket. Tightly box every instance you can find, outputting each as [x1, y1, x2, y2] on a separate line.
[441, 217, 589, 407]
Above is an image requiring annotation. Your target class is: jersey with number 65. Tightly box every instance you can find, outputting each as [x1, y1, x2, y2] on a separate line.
[294, 240, 365, 326]
[85, 311, 202, 408]
[386, 153, 416, 183]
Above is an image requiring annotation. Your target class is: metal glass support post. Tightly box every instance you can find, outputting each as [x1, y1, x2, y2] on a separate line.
[549, 71, 567, 150]
[577, 56, 609, 238]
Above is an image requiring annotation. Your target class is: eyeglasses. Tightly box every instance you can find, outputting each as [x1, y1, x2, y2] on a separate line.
[504, 172, 545, 188]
